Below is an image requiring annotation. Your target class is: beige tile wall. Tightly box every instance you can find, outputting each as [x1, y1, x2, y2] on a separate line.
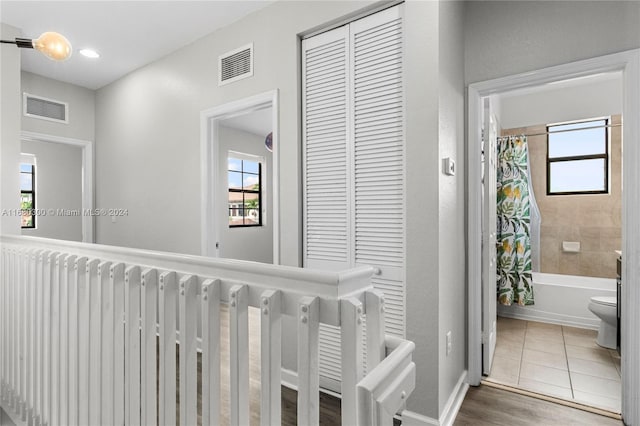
[502, 115, 622, 278]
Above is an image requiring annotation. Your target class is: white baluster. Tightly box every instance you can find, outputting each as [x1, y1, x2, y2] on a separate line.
[86, 259, 101, 426]
[260, 289, 282, 426]
[22, 250, 36, 423]
[201, 279, 221, 426]
[341, 297, 364, 426]
[34, 250, 46, 425]
[26, 251, 36, 422]
[19, 250, 27, 417]
[42, 251, 56, 426]
[77, 258, 92, 426]
[110, 263, 126, 426]
[60, 254, 76, 425]
[297, 296, 319, 426]
[229, 284, 249, 426]
[179, 275, 198, 426]
[50, 253, 64, 426]
[125, 265, 142, 426]
[141, 269, 158, 426]
[68, 256, 87, 426]
[98, 261, 113, 426]
[366, 289, 386, 372]
[159, 271, 177, 426]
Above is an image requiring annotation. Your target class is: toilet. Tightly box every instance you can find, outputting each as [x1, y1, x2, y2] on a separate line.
[588, 296, 618, 349]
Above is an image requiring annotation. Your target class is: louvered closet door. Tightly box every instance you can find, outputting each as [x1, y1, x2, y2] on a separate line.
[302, 4, 405, 390]
[302, 26, 350, 389]
[351, 6, 405, 339]
[302, 26, 350, 272]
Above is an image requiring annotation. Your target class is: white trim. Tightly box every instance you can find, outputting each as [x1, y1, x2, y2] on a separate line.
[466, 49, 640, 426]
[400, 371, 468, 426]
[439, 371, 469, 426]
[200, 90, 280, 264]
[20, 130, 94, 243]
[23, 92, 69, 124]
[401, 410, 439, 426]
[281, 368, 298, 390]
[20, 153, 36, 165]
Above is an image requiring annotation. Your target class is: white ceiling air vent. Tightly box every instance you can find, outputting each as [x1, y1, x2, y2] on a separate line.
[23, 93, 68, 124]
[218, 43, 253, 86]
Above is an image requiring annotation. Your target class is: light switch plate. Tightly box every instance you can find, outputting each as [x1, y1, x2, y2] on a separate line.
[443, 157, 455, 176]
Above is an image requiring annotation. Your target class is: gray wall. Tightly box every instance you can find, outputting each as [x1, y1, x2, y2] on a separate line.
[465, 1, 640, 84]
[218, 125, 273, 263]
[21, 140, 83, 241]
[437, 0, 467, 414]
[22, 71, 95, 142]
[1, 23, 22, 234]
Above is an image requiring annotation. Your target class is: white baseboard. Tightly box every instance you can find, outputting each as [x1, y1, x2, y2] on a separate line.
[497, 306, 599, 330]
[401, 410, 439, 425]
[401, 370, 469, 426]
[281, 368, 298, 390]
[439, 371, 469, 426]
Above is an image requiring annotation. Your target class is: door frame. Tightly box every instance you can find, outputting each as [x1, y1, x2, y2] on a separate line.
[467, 49, 640, 423]
[21, 131, 94, 243]
[200, 90, 280, 264]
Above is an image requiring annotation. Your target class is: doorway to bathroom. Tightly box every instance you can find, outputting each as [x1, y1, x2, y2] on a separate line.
[487, 74, 622, 414]
[467, 50, 640, 425]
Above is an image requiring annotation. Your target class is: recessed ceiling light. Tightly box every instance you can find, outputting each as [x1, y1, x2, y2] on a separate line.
[79, 49, 100, 59]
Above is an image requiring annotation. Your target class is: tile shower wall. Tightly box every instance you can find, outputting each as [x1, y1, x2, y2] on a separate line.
[502, 115, 621, 278]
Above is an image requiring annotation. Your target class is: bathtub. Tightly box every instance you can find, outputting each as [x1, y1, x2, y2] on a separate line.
[496, 272, 616, 329]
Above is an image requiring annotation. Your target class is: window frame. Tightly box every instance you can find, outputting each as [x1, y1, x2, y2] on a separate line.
[228, 157, 262, 228]
[546, 117, 609, 196]
[20, 163, 36, 229]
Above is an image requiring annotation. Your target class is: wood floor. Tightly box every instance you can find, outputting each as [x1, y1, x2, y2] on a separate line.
[453, 384, 623, 426]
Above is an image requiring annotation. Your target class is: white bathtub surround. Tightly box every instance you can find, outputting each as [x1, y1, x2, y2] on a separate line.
[497, 273, 616, 329]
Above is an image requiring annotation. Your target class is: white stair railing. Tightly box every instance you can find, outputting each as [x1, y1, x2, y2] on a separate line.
[0, 235, 415, 425]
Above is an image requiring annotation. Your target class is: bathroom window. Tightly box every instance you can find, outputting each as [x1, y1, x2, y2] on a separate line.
[547, 118, 609, 195]
[228, 155, 262, 227]
[20, 163, 36, 228]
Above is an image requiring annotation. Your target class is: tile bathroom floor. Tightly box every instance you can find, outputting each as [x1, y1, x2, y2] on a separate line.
[486, 316, 621, 413]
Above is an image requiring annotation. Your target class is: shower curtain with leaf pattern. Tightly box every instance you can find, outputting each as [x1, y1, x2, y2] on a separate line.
[496, 135, 535, 306]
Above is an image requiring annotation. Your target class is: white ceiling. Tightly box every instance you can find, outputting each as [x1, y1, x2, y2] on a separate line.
[0, 1, 272, 90]
[220, 107, 272, 138]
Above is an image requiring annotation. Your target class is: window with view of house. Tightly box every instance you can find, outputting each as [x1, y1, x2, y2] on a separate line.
[20, 162, 36, 228]
[547, 118, 609, 195]
[228, 156, 261, 227]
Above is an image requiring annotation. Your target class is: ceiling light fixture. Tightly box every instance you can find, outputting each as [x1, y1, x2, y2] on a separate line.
[0, 31, 72, 61]
[79, 49, 100, 59]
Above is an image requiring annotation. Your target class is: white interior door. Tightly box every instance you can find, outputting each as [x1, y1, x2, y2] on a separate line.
[482, 97, 498, 375]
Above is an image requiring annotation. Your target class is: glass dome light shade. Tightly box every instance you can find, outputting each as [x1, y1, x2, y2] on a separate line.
[32, 32, 72, 61]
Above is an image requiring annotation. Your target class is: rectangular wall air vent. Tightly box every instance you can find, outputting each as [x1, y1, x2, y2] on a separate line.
[23, 93, 68, 124]
[218, 43, 253, 86]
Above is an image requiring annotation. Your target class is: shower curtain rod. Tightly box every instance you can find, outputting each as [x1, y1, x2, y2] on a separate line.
[502, 123, 622, 138]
